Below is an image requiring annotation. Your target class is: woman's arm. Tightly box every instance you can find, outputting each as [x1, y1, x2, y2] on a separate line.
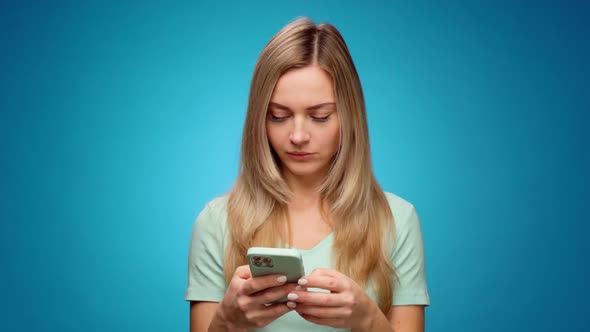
[352, 304, 424, 332]
[190, 302, 219, 332]
[287, 269, 426, 332]
[388, 305, 424, 332]
[189, 266, 297, 331]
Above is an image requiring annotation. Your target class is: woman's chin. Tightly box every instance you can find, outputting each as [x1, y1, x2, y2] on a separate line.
[282, 164, 330, 180]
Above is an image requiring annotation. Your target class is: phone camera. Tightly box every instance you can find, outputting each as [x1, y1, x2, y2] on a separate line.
[252, 256, 262, 266]
[262, 257, 273, 267]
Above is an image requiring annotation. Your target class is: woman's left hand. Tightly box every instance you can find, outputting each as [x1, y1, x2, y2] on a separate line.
[286, 268, 380, 330]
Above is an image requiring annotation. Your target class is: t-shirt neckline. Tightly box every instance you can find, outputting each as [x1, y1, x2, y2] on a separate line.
[287, 231, 334, 253]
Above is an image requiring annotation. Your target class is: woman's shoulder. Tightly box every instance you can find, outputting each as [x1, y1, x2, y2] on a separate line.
[203, 194, 229, 212]
[383, 191, 415, 213]
[382, 191, 418, 227]
[193, 194, 230, 231]
[382, 192, 424, 258]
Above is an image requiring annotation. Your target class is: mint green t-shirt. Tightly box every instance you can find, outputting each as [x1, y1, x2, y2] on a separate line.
[185, 192, 430, 331]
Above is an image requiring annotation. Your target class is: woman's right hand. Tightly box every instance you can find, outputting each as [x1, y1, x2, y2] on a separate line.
[209, 265, 297, 331]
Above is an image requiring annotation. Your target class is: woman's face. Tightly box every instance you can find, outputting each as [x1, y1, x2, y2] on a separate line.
[266, 64, 340, 182]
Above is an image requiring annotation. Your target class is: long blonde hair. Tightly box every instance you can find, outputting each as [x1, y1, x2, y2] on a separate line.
[225, 17, 397, 314]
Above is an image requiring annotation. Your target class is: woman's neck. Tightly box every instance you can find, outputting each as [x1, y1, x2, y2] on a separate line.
[282, 170, 334, 231]
[282, 171, 323, 210]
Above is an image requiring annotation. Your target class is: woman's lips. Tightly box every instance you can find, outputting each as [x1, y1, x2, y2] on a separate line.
[287, 152, 315, 160]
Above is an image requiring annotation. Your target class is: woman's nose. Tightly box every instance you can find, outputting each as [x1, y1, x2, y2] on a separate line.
[289, 121, 310, 145]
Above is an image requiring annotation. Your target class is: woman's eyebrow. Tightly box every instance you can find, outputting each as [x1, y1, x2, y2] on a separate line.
[269, 102, 336, 111]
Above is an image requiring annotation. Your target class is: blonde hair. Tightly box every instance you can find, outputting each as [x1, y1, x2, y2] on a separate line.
[225, 17, 397, 314]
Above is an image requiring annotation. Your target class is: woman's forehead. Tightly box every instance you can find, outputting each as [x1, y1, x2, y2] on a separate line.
[268, 101, 336, 111]
[271, 66, 335, 108]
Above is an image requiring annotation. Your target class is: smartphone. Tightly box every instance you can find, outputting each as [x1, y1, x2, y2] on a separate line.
[247, 247, 305, 284]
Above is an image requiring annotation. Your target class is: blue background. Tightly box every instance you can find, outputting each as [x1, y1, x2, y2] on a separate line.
[1, 1, 588, 331]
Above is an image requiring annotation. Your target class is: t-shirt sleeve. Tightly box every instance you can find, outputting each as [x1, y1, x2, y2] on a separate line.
[390, 201, 430, 306]
[185, 199, 227, 302]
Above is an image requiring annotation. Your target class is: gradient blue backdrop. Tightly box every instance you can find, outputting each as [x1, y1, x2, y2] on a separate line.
[1, 1, 588, 331]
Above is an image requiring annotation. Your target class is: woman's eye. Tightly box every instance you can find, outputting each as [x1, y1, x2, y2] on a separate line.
[270, 114, 289, 122]
[311, 115, 331, 122]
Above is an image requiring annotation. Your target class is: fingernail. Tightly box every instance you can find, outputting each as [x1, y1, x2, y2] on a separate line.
[295, 285, 303, 291]
[298, 278, 308, 286]
[286, 301, 296, 308]
[287, 293, 298, 301]
[277, 276, 287, 283]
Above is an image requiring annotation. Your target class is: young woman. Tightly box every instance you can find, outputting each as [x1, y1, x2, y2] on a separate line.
[186, 17, 430, 332]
